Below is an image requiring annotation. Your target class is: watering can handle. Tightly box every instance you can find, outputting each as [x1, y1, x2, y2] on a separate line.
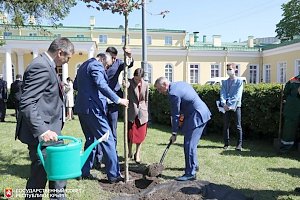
[37, 135, 80, 167]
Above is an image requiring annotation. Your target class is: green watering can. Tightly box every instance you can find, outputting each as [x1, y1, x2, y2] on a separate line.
[37, 131, 109, 181]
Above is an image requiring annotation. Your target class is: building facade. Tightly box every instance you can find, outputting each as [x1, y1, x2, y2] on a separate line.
[1, 17, 300, 88]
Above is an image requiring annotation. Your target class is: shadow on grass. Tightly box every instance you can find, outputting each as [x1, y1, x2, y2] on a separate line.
[239, 188, 300, 200]
[0, 163, 30, 178]
[149, 123, 300, 161]
[267, 167, 300, 178]
[0, 148, 30, 179]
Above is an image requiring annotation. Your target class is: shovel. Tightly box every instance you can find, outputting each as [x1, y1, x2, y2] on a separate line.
[146, 139, 172, 177]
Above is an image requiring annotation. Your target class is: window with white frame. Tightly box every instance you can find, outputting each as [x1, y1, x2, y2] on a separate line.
[190, 64, 199, 84]
[165, 36, 172, 45]
[3, 32, 12, 36]
[249, 65, 258, 83]
[147, 63, 152, 83]
[122, 35, 130, 44]
[29, 33, 37, 36]
[54, 34, 61, 38]
[210, 64, 220, 78]
[99, 35, 107, 44]
[165, 64, 173, 82]
[77, 34, 84, 37]
[147, 35, 152, 45]
[277, 62, 287, 83]
[263, 64, 271, 83]
[295, 59, 300, 75]
[235, 64, 240, 76]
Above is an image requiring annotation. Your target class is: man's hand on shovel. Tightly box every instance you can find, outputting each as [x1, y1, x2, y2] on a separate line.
[170, 133, 177, 144]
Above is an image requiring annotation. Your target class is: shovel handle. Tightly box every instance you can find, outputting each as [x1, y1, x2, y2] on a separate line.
[159, 140, 172, 164]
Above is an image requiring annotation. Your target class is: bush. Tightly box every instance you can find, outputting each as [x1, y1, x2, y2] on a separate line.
[149, 83, 283, 139]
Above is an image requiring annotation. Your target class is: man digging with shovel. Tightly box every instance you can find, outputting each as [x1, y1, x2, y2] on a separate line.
[154, 77, 211, 181]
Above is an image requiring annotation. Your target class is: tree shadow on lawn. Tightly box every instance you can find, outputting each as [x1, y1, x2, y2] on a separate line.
[0, 163, 30, 179]
[151, 124, 299, 161]
[0, 148, 30, 179]
[239, 187, 300, 200]
[267, 167, 300, 178]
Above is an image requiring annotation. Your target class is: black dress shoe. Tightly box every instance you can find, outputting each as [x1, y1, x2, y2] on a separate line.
[77, 174, 98, 180]
[93, 162, 102, 170]
[223, 145, 229, 150]
[108, 176, 124, 184]
[235, 145, 242, 151]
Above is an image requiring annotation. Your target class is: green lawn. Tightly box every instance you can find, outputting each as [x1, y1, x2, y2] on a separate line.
[0, 109, 299, 200]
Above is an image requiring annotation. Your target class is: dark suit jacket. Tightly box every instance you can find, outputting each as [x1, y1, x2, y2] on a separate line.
[74, 58, 120, 115]
[0, 79, 7, 100]
[168, 81, 211, 133]
[106, 58, 133, 97]
[15, 53, 64, 145]
[10, 79, 23, 106]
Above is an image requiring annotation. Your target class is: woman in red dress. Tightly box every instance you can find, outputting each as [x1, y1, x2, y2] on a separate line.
[127, 68, 149, 163]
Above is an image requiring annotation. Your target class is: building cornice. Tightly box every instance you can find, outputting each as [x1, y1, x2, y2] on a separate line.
[263, 42, 300, 56]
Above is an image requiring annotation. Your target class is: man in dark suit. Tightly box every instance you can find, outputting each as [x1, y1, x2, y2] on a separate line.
[105, 46, 133, 144]
[74, 52, 128, 183]
[15, 37, 74, 199]
[155, 77, 211, 181]
[93, 47, 133, 169]
[10, 74, 23, 120]
[0, 74, 7, 122]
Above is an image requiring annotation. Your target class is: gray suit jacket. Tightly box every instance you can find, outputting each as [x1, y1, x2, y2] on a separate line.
[15, 53, 64, 145]
[127, 78, 149, 125]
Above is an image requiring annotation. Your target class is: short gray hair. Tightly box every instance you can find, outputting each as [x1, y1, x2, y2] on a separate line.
[48, 37, 75, 55]
[154, 77, 169, 87]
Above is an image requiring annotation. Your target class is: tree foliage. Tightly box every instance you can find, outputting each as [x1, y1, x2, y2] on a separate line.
[275, 0, 300, 41]
[0, 0, 77, 27]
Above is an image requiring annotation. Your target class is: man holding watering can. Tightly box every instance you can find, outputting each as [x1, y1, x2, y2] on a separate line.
[74, 52, 129, 183]
[15, 37, 75, 199]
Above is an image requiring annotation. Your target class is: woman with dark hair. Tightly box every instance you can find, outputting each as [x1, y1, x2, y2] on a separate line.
[127, 68, 149, 163]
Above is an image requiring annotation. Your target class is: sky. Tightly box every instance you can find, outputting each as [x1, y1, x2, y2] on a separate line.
[58, 0, 289, 42]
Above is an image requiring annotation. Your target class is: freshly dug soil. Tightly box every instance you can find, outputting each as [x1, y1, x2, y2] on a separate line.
[145, 163, 164, 177]
[98, 165, 248, 200]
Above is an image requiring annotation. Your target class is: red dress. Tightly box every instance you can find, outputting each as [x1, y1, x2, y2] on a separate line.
[128, 83, 147, 144]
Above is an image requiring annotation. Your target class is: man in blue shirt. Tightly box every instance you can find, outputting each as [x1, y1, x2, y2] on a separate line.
[220, 63, 244, 151]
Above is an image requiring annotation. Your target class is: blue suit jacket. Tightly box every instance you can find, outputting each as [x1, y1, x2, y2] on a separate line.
[74, 58, 120, 115]
[220, 78, 243, 108]
[106, 58, 133, 97]
[168, 82, 211, 133]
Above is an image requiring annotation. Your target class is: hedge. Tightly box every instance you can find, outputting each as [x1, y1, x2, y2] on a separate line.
[149, 83, 283, 139]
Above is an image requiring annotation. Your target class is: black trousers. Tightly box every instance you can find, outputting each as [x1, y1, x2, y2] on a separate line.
[223, 107, 243, 146]
[0, 99, 6, 121]
[26, 145, 66, 200]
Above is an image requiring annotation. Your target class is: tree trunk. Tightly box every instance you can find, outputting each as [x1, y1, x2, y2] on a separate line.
[123, 11, 129, 182]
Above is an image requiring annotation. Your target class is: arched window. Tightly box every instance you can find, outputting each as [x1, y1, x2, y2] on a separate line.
[165, 64, 173, 82]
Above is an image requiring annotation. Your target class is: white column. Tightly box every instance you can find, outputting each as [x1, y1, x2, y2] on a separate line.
[32, 48, 38, 59]
[5, 48, 13, 88]
[17, 52, 24, 76]
[88, 48, 95, 59]
[62, 63, 68, 83]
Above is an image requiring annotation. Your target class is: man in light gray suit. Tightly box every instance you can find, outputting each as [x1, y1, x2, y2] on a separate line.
[155, 77, 211, 181]
[15, 37, 74, 199]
